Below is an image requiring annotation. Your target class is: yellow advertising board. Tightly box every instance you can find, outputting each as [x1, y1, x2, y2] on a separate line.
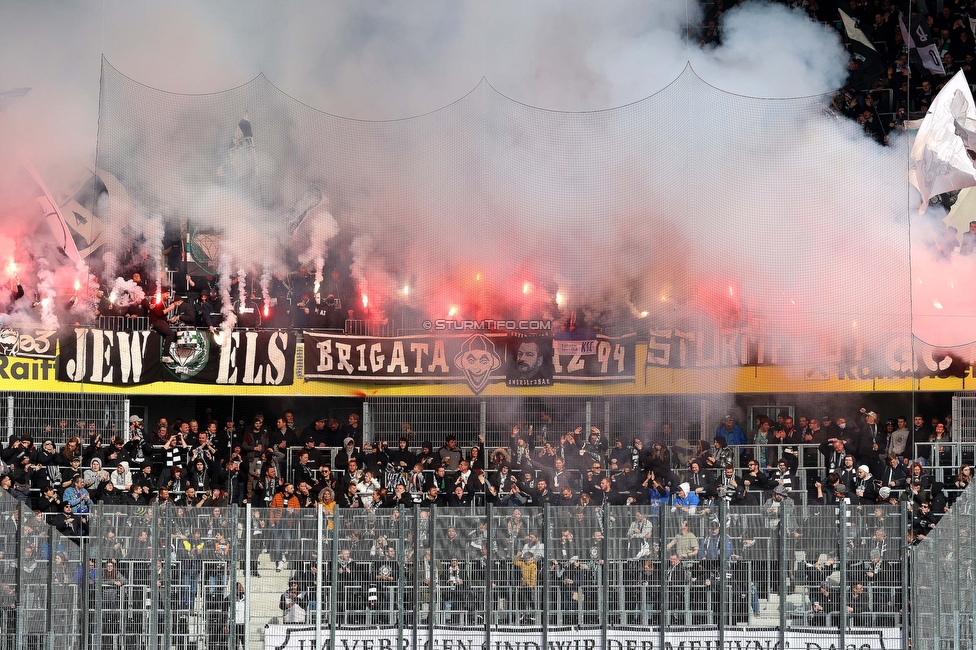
[0, 343, 969, 395]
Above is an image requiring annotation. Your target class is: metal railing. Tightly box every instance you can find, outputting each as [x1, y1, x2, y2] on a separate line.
[911, 479, 976, 650]
[98, 316, 150, 332]
[3, 495, 912, 650]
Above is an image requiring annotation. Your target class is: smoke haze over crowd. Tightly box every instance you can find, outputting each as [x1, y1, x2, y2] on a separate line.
[1, 0, 967, 380]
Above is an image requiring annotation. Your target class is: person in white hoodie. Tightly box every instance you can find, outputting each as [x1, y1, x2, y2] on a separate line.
[110, 461, 132, 491]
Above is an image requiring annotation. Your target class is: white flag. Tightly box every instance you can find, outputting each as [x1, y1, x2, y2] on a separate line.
[910, 71, 976, 212]
[19, 156, 83, 264]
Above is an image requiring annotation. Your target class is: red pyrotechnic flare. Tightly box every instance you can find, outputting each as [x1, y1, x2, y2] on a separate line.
[263, 304, 270, 318]
[362, 294, 369, 309]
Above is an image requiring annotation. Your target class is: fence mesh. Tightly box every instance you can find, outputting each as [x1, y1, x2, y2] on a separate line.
[0, 499, 913, 650]
[912, 481, 975, 650]
[92, 59, 921, 385]
[366, 395, 710, 454]
[0, 392, 130, 447]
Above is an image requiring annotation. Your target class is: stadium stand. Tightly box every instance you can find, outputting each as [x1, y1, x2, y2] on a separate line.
[0, 403, 969, 649]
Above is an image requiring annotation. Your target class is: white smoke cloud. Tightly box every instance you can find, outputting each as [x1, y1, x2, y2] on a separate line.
[237, 267, 247, 309]
[259, 267, 272, 314]
[102, 251, 118, 285]
[1, 0, 964, 385]
[107, 276, 145, 309]
[216, 253, 237, 342]
[689, 2, 849, 96]
[35, 265, 59, 327]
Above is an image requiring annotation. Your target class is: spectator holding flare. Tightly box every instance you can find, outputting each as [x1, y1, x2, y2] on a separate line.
[150, 289, 182, 363]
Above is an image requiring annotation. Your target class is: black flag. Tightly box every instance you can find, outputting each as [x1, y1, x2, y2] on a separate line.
[839, 9, 884, 90]
[899, 12, 946, 76]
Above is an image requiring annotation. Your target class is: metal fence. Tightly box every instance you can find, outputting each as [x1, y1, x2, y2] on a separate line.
[365, 396, 709, 451]
[2, 493, 912, 650]
[952, 393, 976, 443]
[0, 392, 131, 447]
[912, 479, 976, 650]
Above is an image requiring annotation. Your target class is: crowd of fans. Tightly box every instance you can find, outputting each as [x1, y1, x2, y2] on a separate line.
[3, 405, 967, 537]
[0, 401, 964, 642]
[703, 0, 976, 146]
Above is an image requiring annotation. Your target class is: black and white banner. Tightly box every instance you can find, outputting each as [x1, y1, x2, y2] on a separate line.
[899, 12, 946, 76]
[58, 328, 160, 384]
[303, 331, 636, 393]
[265, 625, 902, 650]
[58, 328, 295, 385]
[0, 325, 58, 358]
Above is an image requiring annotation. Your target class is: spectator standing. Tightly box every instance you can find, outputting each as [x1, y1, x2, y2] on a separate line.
[270, 483, 301, 572]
